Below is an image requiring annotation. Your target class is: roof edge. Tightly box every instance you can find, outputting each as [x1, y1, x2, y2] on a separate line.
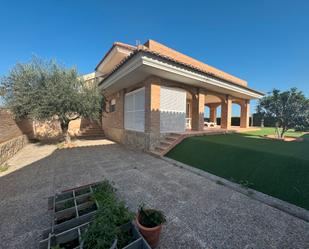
[94, 42, 136, 71]
[99, 50, 265, 97]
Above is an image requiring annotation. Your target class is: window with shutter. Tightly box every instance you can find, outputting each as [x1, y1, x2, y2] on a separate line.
[124, 87, 145, 132]
[160, 87, 186, 133]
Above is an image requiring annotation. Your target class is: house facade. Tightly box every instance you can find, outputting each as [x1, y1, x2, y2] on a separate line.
[95, 40, 264, 150]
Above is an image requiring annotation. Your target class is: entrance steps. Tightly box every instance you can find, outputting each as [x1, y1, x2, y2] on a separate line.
[150, 133, 183, 157]
[149, 129, 229, 157]
[76, 123, 105, 139]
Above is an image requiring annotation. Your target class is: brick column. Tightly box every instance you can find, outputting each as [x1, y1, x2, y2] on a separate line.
[209, 105, 217, 123]
[240, 100, 250, 128]
[221, 96, 232, 129]
[191, 90, 205, 131]
[145, 81, 161, 134]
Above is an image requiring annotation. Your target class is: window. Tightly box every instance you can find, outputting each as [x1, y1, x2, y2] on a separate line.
[109, 99, 116, 113]
[124, 88, 145, 132]
[160, 86, 186, 133]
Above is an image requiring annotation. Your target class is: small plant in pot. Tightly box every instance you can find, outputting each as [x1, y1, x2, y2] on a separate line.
[135, 204, 166, 248]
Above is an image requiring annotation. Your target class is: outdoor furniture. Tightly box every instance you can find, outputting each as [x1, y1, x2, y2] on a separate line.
[204, 122, 217, 128]
[186, 118, 191, 129]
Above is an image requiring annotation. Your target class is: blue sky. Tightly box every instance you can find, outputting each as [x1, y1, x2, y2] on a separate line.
[0, 0, 308, 115]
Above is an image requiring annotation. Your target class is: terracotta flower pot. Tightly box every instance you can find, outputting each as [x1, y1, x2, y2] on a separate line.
[135, 215, 162, 248]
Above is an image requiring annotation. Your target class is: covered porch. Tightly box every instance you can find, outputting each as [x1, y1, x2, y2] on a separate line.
[144, 79, 260, 154]
[99, 45, 264, 150]
[184, 90, 252, 131]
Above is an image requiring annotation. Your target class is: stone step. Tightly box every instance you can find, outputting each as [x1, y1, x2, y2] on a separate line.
[165, 136, 178, 142]
[80, 130, 104, 135]
[82, 126, 102, 129]
[83, 126, 102, 130]
[148, 150, 163, 158]
[76, 134, 105, 139]
[160, 141, 172, 147]
[154, 146, 165, 153]
[147, 133, 186, 158]
[169, 133, 181, 138]
[78, 132, 105, 137]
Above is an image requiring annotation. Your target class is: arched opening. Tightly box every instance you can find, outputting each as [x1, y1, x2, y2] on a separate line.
[204, 105, 210, 122]
[185, 91, 193, 130]
[204, 94, 222, 129]
[216, 105, 222, 127]
[232, 102, 241, 127]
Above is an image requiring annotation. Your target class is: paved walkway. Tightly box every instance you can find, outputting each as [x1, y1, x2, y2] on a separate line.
[0, 140, 308, 249]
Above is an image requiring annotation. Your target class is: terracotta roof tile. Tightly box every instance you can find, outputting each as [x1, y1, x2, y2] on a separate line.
[98, 40, 258, 92]
[95, 42, 136, 70]
[144, 40, 247, 86]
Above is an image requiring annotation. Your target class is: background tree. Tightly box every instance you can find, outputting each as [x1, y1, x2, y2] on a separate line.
[257, 88, 309, 138]
[1, 57, 102, 143]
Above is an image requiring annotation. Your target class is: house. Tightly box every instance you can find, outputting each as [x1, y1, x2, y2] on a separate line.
[95, 40, 264, 150]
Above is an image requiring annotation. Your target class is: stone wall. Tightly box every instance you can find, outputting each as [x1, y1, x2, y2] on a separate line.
[103, 127, 124, 144]
[0, 135, 29, 165]
[33, 118, 94, 139]
[33, 119, 62, 140]
[68, 118, 94, 136]
[0, 109, 33, 163]
[0, 109, 97, 163]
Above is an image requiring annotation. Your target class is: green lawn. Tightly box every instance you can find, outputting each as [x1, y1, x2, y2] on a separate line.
[166, 128, 309, 210]
[242, 127, 307, 138]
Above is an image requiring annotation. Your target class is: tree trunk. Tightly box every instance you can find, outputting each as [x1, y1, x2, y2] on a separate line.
[281, 126, 287, 139]
[63, 127, 71, 144]
[275, 122, 281, 139]
[275, 127, 281, 139]
[60, 121, 70, 144]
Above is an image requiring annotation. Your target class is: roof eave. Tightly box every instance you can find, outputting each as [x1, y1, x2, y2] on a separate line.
[95, 42, 136, 71]
[99, 50, 264, 99]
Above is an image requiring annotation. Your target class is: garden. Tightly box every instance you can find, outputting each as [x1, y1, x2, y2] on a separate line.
[166, 128, 309, 210]
[39, 181, 166, 249]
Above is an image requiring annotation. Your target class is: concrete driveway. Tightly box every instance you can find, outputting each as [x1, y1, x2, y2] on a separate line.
[0, 140, 308, 249]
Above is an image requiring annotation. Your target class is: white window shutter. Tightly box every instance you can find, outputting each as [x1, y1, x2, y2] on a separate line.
[160, 87, 186, 133]
[124, 88, 145, 132]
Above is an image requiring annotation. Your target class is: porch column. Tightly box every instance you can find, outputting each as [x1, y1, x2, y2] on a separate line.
[209, 104, 217, 123]
[191, 90, 205, 131]
[145, 80, 161, 134]
[221, 95, 232, 129]
[240, 100, 250, 128]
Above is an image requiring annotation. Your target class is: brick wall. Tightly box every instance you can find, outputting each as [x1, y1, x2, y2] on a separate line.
[102, 90, 125, 143]
[0, 109, 33, 144]
[102, 91, 124, 130]
[145, 77, 161, 134]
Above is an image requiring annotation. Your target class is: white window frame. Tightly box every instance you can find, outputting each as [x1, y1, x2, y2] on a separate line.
[124, 87, 145, 132]
[109, 98, 116, 112]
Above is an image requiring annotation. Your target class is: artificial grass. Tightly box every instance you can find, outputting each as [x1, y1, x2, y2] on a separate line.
[166, 132, 309, 210]
[242, 127, 306, 138]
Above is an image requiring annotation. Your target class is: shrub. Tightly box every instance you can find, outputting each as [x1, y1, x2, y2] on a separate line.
[82, 181, 134, 249]
[138, 204, 166, 228]
[295, 125, 309, 132]
[0, 163, 9, 172]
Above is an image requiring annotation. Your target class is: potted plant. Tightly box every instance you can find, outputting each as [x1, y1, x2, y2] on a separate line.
[135, 205, 166, 248]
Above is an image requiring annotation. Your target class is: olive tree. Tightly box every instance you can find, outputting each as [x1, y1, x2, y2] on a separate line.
[1, 57, 102, 143]
[257, 88, 309, 138]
